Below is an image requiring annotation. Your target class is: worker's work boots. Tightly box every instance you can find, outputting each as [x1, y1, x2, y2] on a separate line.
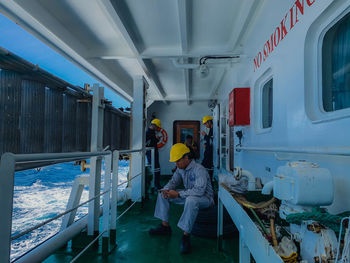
[149, 224, 172, 236]
[180, 235, 191, 254]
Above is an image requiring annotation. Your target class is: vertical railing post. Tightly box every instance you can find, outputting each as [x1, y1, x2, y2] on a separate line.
[0, 153, 16, 263]
[110, 150, 119, 245]
[88, 84, 105, 236]
[102, 152, 112, 255]
[217, 196, 224, 251]
[131, 77, 146, 201]
[239, 235, 251, 263]
[61, 176, 89, 230]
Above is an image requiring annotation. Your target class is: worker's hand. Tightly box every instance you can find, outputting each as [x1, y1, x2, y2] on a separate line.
[167, 190, 179, 199]
[161, 190, 169, 198]
[200, 131, 207, 136]
[156, 135, 161, 140]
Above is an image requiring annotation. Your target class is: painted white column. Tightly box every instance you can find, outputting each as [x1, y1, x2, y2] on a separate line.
[217, 196, 224, 251]
[240, 235, 251, 263]
[131, 77, 146, 201]
[88, 84, 104, 235]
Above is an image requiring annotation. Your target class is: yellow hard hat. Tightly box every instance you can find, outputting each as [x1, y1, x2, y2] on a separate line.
[151, 118, 161, 128]
[202, 115, 213, 124]
[169, 143, 190, 162]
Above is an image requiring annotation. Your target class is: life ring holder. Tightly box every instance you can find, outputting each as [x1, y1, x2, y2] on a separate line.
[157, 128, 168, 148]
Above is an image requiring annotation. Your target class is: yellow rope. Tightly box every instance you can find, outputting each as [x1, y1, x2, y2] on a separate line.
[221, 184, 276, 209]
[280, 252, 298, 263]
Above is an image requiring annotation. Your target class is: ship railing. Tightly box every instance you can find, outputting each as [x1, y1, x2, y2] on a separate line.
[0, 147, 154, 263]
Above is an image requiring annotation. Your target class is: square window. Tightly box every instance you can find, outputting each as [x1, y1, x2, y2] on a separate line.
[322, 13, 350, 112]
[262, 79, 273, 128]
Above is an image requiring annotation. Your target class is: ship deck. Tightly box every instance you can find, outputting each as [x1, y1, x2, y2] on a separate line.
[44, 194, 238, 263]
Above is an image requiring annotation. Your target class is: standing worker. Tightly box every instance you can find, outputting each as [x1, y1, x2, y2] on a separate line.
[201, 116, 213, 180]
[149, 143, 214, 254]
[146, 118, 161, 190]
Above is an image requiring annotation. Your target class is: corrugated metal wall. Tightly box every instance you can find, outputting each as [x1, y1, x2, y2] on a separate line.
[0, 68, 130, 155]
[44, 87, 63, 153]
[20, 80, 45, 153]
[103, 105, 130, 151]
[0, 70, 22, 154]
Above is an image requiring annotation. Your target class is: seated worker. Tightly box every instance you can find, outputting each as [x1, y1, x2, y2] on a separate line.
[149, 143, 214, 254]
[185, 134, 199, 159]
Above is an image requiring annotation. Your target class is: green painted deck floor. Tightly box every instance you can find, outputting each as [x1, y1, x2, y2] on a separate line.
[45, 195, 238, 263]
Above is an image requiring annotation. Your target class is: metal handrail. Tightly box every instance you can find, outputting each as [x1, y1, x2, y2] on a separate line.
[69, 230, 106, 263]
[11, 189, 110, 241]
[11, 170, 142, 241]
[117, 201, 137, 220]
[5, 148, 149, 262]
[8, 151, 111, 163]
[117, 172, 142, 187]
[69, 200, 139, 263]
[118, 147, 153, 154]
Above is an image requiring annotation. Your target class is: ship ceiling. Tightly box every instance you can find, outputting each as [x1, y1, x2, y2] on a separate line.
[0, 0, 262, 103]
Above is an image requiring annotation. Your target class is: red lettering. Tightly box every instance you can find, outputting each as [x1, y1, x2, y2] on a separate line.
[290, 6, 295, 29]
[263, 43, 269, 61]
[258, 52, 262, 67]
[295, 0, 304, 24]
[269, 34, 274, 53]
[274, 27, 281, 47]
[306, 0, 315, 6]
[253, 0, 316, 71]
[254, 52, 262, 70]
[254, 55, 260, 70]
[280, 14, 288, 40]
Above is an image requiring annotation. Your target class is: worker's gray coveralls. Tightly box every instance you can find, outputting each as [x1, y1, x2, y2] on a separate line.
[154, 160, 214, 233]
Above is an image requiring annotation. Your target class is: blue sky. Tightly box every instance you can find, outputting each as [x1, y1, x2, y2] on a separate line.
[0, 13, 129, 108]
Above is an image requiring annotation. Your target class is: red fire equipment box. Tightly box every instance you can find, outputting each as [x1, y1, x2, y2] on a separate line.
[229, 87, 250, 126]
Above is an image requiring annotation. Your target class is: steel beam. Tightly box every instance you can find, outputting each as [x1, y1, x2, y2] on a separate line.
[88, 84, 105, 236]
[98, 0, 167, 102]
[177, 0, 189, 54]
[130, 77, 146, 201]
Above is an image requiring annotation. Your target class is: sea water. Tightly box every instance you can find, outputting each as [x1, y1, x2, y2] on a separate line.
[11, 160, 129, 261]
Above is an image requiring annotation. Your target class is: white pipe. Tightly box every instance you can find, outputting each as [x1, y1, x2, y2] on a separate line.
[237, 146, 350, 156]
[241, 170, 256, 191]
[262, 181, 274, 195]
[171, 58, 198, 69]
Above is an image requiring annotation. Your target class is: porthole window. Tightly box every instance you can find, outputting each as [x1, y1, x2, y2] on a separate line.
[262, 79, 273, 128]
[322, 12, 350, 112]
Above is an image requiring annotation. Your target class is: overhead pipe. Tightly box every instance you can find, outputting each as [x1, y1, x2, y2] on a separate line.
[171, 58, 198, 69]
